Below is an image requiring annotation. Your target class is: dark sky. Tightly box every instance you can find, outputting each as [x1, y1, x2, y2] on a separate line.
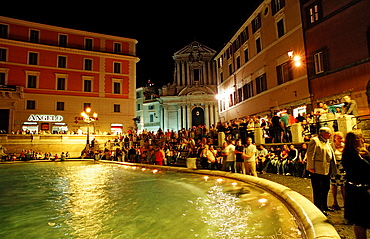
[1, 1, 261, 87]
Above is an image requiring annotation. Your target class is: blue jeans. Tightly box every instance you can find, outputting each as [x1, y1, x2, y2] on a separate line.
[225, 161, 235, 173]
[277, 160, 288, 174]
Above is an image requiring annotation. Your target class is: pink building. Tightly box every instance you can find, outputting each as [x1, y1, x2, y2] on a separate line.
[0, 16, 139, 134]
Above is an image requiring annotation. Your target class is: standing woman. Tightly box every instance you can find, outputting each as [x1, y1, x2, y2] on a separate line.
[330, 132, 345, 210]
[342, 131, 370, 239]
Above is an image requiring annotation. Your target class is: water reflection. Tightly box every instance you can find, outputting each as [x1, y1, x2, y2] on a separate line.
[54, 164, 113, 238]
[194, 180, 302, 238]
[0, 162, 302, 238]
[195, 183, 251, 238]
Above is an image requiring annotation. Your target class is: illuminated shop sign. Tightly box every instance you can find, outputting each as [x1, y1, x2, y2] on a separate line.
[27, 114, 64, 122]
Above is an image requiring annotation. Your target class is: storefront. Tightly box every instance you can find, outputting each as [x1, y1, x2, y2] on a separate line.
[22, 122, 39, 134]
[23, 114, 67, 134]
[293, 105, 307, 118]
[111, 123, 123, 135]
[52, 123, 68, 134]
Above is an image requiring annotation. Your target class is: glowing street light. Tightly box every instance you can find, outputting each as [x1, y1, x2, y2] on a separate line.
[293, 55, 302, 66]
[81, 107, 98, 149]
[287, 49, 302, 67]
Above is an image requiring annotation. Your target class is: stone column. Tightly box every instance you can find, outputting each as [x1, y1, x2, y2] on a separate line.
[207, 60, 212, 85]
[210, 103, 215, 126]
[203, 62, 207, 85]
[214, 104, 220, 123]
[218, 132, 225, 148]
[176, 62, 181, 86]
[186, 62, 190, 86]
[205, 104, 210, 127]
[163, 105, 168, 131]
[338, 115, 356, 135]
[182, 106, 187, 130]
[187, 106, 192, 128]
[181, 61, 186, 86]
[177, 106, 182, 130]
[211, 61, 217, 84]
[291, 123, 303, 143]
[254, 128, 265, 145]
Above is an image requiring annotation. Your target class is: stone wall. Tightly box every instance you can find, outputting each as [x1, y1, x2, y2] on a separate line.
[0, 135, 119, 158]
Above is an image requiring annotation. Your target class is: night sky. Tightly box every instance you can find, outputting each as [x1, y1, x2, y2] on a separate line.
[1, 1, 261, 87]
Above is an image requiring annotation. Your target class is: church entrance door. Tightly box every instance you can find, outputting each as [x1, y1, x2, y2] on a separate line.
[192, 107, 204, 126]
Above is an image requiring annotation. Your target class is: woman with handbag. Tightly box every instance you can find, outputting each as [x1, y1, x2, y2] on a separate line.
[342, 131, 370, 239]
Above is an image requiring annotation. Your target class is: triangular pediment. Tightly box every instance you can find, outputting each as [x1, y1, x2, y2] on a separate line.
[178, 85, 216, 96]
[174, 41, 216, 56]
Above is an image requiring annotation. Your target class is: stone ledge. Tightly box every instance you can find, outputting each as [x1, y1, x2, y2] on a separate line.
[100, 160, 340, 239]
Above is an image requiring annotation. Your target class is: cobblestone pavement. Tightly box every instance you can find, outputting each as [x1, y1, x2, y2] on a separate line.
[258, 173, 370, 239]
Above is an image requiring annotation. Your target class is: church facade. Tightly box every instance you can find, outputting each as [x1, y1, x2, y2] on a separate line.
[154, 41, 220, 132]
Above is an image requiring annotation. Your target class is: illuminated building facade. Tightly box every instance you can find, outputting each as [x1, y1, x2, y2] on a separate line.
[300, 0, 370, 115]
[0, 16, 139, 134]
[135, 82, 162, 133]
[215, 0, 310, 121]
[158, 41, 219, 131]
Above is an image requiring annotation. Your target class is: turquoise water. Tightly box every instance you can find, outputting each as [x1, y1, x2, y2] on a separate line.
[0, 162, 302, 238]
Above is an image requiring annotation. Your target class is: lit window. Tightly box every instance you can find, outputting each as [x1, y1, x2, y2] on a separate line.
[310, 5, 319, 23]
[306, 2, 321, 25]
[314, 51, 324, 74]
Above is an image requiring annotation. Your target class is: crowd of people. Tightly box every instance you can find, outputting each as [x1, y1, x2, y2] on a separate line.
[80, 123, 369, 238]
[1, 95, 368, 238]
[2, 129, 369, 238]
[2, 150, 69, 161]
[305, 127, 370, 239]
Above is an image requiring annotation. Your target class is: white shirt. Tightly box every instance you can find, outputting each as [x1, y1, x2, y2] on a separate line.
[243, 144, 257, 162]
[225, 144, 236, 162]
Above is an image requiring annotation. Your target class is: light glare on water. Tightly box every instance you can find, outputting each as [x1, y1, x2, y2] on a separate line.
[0, 162, 302, 238]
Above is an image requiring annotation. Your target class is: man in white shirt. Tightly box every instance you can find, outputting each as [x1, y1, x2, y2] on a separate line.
[224, 140, 236, 173]
[307, 127, 336, 215]
[243, 137, 257, 176]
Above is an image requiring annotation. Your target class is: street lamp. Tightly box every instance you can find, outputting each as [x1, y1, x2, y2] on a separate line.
[81, 107, 98, 149]
[287, 49, 302, 67]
